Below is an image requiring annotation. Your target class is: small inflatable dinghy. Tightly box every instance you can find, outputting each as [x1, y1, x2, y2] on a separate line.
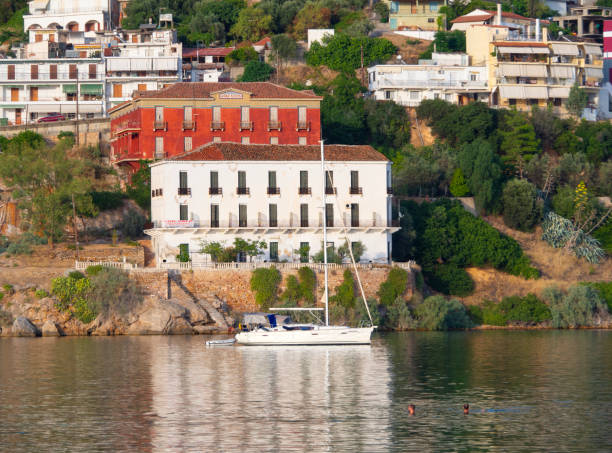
[205, 338, 236, 346]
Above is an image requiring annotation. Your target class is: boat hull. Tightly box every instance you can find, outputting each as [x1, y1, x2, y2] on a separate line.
[235, 326, 374, 346]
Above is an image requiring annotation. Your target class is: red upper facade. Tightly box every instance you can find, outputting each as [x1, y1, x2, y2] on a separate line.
[109, 82, 322, 168]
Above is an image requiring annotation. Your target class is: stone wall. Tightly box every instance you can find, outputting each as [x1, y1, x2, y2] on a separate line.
[0, 118, 110, 148]
[13, 244, 145, 268]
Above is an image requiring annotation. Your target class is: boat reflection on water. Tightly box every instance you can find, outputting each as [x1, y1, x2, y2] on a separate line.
[149, 339, 393, 452]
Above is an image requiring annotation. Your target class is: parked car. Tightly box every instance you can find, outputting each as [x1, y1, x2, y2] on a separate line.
[38, 114, 65, 123]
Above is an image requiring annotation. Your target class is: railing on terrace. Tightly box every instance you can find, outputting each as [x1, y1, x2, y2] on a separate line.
[75, 260, 139, 271]
[372, 79, 488, 89]
[3, 72, 104, 81]
[151, 218, 399, 228]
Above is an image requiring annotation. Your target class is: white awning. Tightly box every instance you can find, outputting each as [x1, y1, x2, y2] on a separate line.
[496, 46, 549, 54]
[583, 44, 602, 56]
[107, 58, 131, 71]
[27, 104, 59, 113]
[499, 85, 548, 99]
[153, 58, 177, 71]
[549, 65, 575, 78]
[548, 87, 570, 98]
[584, 67, 602, 78]
[498, 63, 547, 77]
[550, 43, 579, 56]
[59, 103, 103, 113]
[130, 59, 152, 71]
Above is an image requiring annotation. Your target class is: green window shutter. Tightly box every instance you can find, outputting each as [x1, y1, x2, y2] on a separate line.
[80, 84, 103, 95]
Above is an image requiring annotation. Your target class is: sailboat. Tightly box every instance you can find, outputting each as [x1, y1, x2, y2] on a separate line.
[235, 141, 376, 346]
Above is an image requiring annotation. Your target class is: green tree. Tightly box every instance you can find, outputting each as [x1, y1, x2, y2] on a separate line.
[126, 160, 151, 214]
[250, 267, 282, 309]
[230, 7, 273, 42]
[449, 168, 469, 197]
[271, 33, 297, 79]
[458, 139, 503, 214]
[374, 1, 389, 22]
[502, 178, 541, 231]
[291, 1, 332, 40]
[500, 110, 540, 178]
[377, 267, 408, 306]
[238, 60, 274, 81]
[566, 82, 588, 118]
[331, 269, 355, 308]
[415, 296, 472, 330]
[364, 99, 411, 149]
[226, 46, 259, 64]
[234, 238, 267, 261]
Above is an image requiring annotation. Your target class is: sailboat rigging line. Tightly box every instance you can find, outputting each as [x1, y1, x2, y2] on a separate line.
[320, 140, 330, 327]
[321, 143, 374, 327]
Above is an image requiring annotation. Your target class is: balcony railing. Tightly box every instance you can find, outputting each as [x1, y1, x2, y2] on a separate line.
[151, 216, 400, 229]
[209, 187, 222, 195]
[350, 187, 363, 195]
[296, 121, 310, 131]
[178, 187, 191, 196]
[269, 219, 278, 227]
[236, 187, 250, 195]
[210, 121, 224, 131]
[240, 121, 253, 131]
[154, 151, 167, 160]
[351, 219, 360, 227]
[267, 187, 280, 195]
[153, 120, 167, 131]
[182, 120, 195, 130]
[268, 121, 281, 131]
[113, 120, 141, 136]
[298, 187, 312, 195]
[325, 187, 337, 195]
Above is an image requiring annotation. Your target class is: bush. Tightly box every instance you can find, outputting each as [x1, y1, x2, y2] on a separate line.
[121, 209, 146, 239]
[2, 284, 14, 294]
[87, 267, 142, 319]
[238, 60, 274, 82]
[414, 296, 472, 330]
[425, 264, 474, 297]
[250, 267, 281, 310]
[378, 267, 408, 306]
[51, 274, 92, 320]
[541, 211, 605, 264]
[580, 282, 612, 313]
[593, 219, 612, 255]
[226, 46, 258, 64]
[0, 292, 3, 301]
[57, 131, 75, 147]
[502, 179, 541, 232]
[330, 269, 355, 308]
[544, 285, 609, 328]
[85, 265, 104, 276]
[298, 267, 316, 305]
[91, 191, 125, 211]
[386, 297, 417, 330]
[498, 293, 551, 324]
[68, 271, 85, 280]
[374, 1, 389, 22]
[35, 289, 48, 299]
[3, 232, 47, 256]
[0, 308, 13, 327]
[466, 304, 483, 325]
[281, 275, 301, 306]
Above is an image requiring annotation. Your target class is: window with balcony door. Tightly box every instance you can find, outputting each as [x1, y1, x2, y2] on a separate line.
[209, 171, 221, 195]
[351, 203, 359, 227]
[7, 65, 15, 80]
[300, 204, 308, 227]
[297, 106, 308, 130]
[10, 88, 19, 102]
[113, 84, 122, 98]
[154, 106, 165, 130]
[179, 204, 188, 221]
[30, 87, 38, 101]
[299, 171, 310, 194]
[211, 204, 219, 227]
[50, 64, 57, 80]
[269, 106, 280, 130]
[240, 106, 251, 130]
[184, 136, 192, 152]
[325, 171, 335, 194]
[155, 137, 164, 159]
[239, 204, 247, 227]
[269, 204, 277, 227]
[211, 106, 222, 130]
[178, 171, 190, 195]
[183, 106, 193, 129]
[268, 171, 279, 195]
[89, 64, 97, 79]
[350, 171, 362, 194]
[69, 64, 77, 80]
[31, 65, 38, 80]
[325, 203, 333, 227]
[237, 171, 248, 195]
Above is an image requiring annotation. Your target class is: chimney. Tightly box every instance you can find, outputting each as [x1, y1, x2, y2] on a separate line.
[496, 3, 502, 26]
[149, 17, 152, 24]
[535, 18, 540, 41]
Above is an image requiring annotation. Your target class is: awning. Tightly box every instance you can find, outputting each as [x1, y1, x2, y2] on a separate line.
[548, 87, 570, 98]
[583, 44, 602, 56]
[5, 85, 25, 88]
[498, 63, 547, 77]
[153, 58, 177, 70]
[549, 65, 575, 78]
[27, 104, 59, 113]
[60, 103, 103, 113]
[584, 67, 602, 78]
[0, 104, 25, 108]
[499, 85, 548, 99]
[550, 43, 579, 56]
[496, 46, 549, 54]
[63, 84, 77, 93]
[80, 84, 103, 95]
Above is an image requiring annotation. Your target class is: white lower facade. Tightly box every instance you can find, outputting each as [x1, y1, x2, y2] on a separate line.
[146, 228, 395, 266]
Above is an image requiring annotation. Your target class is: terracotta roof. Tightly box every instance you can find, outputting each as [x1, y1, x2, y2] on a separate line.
[133, 82, 322, 100]
[452, 14, 494, 23]
[182, 47, 235, 58]
[253, 37, 271, 46]
[493, 41, 549, 47]
[167, 143, 389, 162]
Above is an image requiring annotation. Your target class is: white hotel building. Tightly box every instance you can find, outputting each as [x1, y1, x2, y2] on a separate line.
[146, 143, 399, 265]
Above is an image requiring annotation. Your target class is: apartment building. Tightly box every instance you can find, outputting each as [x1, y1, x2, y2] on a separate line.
[368, 53, 488, 107]
[451, 8, 541, 32]
[553, 5, 612, 42]
[109, 82, 322, 171]
[24, 0, 118, 33]
[146, 143, 398, 265]
[385, 0, 445, 31]
[466, 24, 603, 116]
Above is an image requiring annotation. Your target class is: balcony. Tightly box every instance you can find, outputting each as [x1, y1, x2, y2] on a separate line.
[350, 187, 363, 195]
[240, 121, 253, 131]
[182, 120, 195, 130]
[209, 187, 222, 195]
[113, 120, 141, 136]
[178, 187, 191, 196]
[351, 219, 360, 228]
[268, 121, 281, 131]
[210, 121, 225, 131]
[236, 187, 250, 195]
[298, 187, 312, 195]
[154, 151, 167, 160]
[296, 121, 310, 131]
[301, 219, 309, 228]
[325, 187, 337, 195]
[267, 187, 280, 195]
[153, 120, 167, 131]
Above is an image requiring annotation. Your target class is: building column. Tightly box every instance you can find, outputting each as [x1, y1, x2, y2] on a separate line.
[577, 18, 583, 36]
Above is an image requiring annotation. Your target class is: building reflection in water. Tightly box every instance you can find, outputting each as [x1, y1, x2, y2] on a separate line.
[148, 339, 393, 452]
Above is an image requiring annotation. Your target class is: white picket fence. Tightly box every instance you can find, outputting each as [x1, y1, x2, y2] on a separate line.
[74, 260, 415, 272]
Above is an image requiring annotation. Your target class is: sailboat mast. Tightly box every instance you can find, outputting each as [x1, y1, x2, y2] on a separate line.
[320, 140, 329, 327]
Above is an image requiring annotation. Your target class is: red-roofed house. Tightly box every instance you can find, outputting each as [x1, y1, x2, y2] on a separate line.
[109, 82, 322, 171]
[451, 8, 539, 31]
[146, 143, 398, 265]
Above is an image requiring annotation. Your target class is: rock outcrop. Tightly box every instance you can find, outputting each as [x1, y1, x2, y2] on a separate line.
[41, 320, 60, 337]
[11, 316, 39, 337]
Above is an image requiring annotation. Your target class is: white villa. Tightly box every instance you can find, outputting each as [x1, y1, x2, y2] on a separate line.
[368, 53, 489, 107]
[24, 0, 117, 33]
[146, 143, 399, 266]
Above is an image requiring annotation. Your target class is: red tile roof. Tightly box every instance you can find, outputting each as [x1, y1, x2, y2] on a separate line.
[253, 37, 271, 46]
[167, 143, 389, 162]
[452, 14, 494, 23]
[133, 82, 322, 100]
[182, 47, 235, 58]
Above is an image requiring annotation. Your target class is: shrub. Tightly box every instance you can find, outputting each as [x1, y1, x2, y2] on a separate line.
[425, 264, 474, 297]
[544, 285, 609, 328]
[466, 304, 483, 325]
[250, 267, 281, 310]
[378, 267, 408, 306]
[498, 294, 551, 324]
[85, 265, 104, 276]
[121, 209, 146, 239]
[449, 168, 470, 197]
[91, 191, 125, 211]
[0, 308, 13, 327]
[298, 267, 316, 305]
[338, 240, 366, 263]
[87, 267, 142, 320]
[502, 179, 541, 232]
[51, 274, 92, 319]
[331, 269, 355, 308]
[238, 61, 274, 82]
[226, 46, 258, 64]
[593, 219, 612, 255]
[374, 1, 389, 22]
[541, 211, 605, 264]
[0, 292, 3, 301]
[386, 297, 417, 330]
[35, 289, 48, 299]
[414, 296, 472, 330]
[481, 300, 507, 326]
[580, 282, 612, 314]
[3, 232, 46, 256]
[2, 284, 13, 294]
[281, 275, 301, 306]
[68, 271, 85, 280]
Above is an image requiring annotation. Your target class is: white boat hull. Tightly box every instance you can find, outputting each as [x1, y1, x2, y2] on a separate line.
[235, 325, 374, 346]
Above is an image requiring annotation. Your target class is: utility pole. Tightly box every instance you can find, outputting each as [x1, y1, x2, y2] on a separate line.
[75, 67, 80, 147]
[360, 44, 365, 86]
[72, 194, 79, 261]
